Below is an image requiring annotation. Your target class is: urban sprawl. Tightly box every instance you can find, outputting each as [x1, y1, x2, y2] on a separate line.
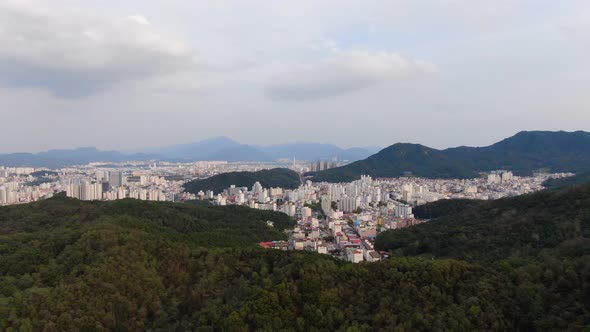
[0, 161, 571, 263]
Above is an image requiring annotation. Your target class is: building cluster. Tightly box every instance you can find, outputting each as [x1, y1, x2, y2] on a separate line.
[0, 161, 575, 264]
[0, 161, 301, 206]
[377, 171, 571, 205]
[0, 167, 54, 205]
[196, 180, 319, 215]
[64, 170, 184, 202]
[309, 160, 339, 172]
[241, 172, 571, 263]
[3, 160, 572, 263]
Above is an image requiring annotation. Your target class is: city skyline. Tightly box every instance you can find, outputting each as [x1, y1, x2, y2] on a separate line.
[1, 1, 590, 152]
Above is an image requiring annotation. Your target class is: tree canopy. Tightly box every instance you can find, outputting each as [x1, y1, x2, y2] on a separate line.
[1, 187, 589, 330]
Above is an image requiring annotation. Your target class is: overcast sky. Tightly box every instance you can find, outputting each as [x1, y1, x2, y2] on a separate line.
[1, 0, 589, 153]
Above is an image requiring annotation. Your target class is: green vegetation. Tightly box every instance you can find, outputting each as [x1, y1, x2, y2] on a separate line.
[1, 185, 590, 330]
[413, 198, 483, 219]
[30, 170, 58, 177]
[304, 201, 321, 212]
[312, 143, 477, 182]
[184, 168, 300, 194]
[163, 174, 185, 181]
[311, 130, 590, 182]
[0, 197, 294, 249]
[543, 171, 590, 190]
[184, 199, 213, 206]
[376, 185, 590, 262]
[375, 185, 590, 330]
[24, 178, 54, 187]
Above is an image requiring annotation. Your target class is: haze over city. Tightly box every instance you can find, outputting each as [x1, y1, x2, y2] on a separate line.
[1, 0, 590, 153]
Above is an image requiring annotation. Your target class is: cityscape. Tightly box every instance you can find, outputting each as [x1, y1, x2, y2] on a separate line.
[0, 160, 571, 265]
[2, 1, 590, 330]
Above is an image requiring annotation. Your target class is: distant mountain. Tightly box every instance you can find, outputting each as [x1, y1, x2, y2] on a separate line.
[183, 168, 300, 194]
[310, 131, 590, 182]
[153, 136, 242, 160]
[152, 138, 378, 162]
[209, 144, 272, 162]
[260, 143, 343, 161]
[257, 143, 374, 162]
[0, 147, 156, 168]
[0, 138, 380, 168]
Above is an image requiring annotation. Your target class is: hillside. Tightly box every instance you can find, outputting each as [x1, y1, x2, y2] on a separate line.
[412, 198, 484, 220]
[1, 195, 590, 330]
[152, 137, 376, 162]
[310, 130, 590, 182]
[376, 184, 590, 263]
[183, 168, 301, 194]
[543, 171, 590, 189]
[0, 197, 294, 248]
[374, 185, 590, 330]
[152, 136, 242, 160]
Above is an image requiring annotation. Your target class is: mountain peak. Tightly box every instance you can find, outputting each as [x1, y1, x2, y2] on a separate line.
[197, 136, 239, 145]
[310, 130, 590, 182]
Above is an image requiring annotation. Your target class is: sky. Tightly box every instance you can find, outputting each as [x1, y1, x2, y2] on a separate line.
[0, 0, 589, 153]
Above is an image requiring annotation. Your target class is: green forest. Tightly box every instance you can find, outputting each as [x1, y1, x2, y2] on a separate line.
[543, 171, 590, 189]
[412, 198, 482, 220]
[184, 168, 300, 195]
[1, 184, 589, 330]
[310, 130, 590, 182]
[376, 184, 590, 330]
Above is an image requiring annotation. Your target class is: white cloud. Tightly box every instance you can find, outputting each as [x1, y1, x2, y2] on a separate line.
[126, 14, 151, 26]
[561, 13, 590, 51]
[0, 0, 589, 152]
[0, 2, 195, 97]
[266, 51, 437, 101]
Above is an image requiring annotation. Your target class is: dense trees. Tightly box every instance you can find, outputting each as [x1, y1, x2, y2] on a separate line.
[375, 184, 590, 330]
[184, 168, 300, 194]
[412, 199, 483, 220]
[1, 187, 589, 330]
[376, 185, 590, 262]
[543, 171, 590, 189]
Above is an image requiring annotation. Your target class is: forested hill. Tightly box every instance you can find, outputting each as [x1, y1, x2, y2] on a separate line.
[310, 130, 590, 182]
[183, 167, 300, 194]
[2, 194, 590, 330]
[376, 183, 590, 263]
[412, 198, 484, 220]
[543, 170, 590, 189]
[0, 197, 295, 248]
[374, 185, 590, 329]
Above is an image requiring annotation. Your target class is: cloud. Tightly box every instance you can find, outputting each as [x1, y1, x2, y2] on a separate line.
[266, 51, 437, 101]
[561, 14, 590, 51]
[0, 2, 195, 97]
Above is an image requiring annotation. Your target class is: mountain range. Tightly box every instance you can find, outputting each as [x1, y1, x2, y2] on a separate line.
[150, 137, 380, 162]
[3, 131, 590, 175]
[0, 137, 380, 168]
[0, 147, 158, 169]
[310, 130, 590, 182]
